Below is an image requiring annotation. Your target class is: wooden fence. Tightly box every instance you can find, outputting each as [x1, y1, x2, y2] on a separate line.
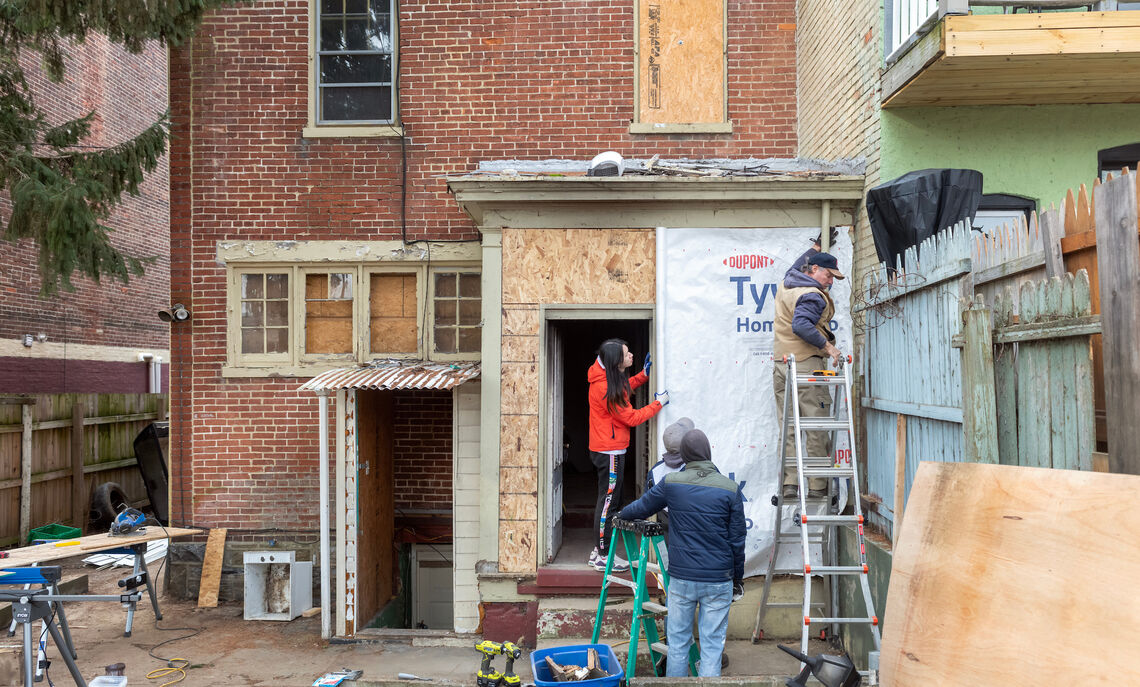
[858, 170, 1140, 539]
[0, 394, 166, 547]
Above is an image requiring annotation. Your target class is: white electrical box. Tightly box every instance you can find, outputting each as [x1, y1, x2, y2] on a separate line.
[243, 550, 313, 621]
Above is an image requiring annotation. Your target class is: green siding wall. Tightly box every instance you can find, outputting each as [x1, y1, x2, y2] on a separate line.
[880, 105, 1140, 207]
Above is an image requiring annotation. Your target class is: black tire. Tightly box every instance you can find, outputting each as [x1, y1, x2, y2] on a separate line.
[89, 482, 130, 532]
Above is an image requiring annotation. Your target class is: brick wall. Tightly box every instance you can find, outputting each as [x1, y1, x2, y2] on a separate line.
[795, 0, 883, 519]
[0, 35, 170, 357]
[393, 390, 453, 512]
[168, 0, 800, 530]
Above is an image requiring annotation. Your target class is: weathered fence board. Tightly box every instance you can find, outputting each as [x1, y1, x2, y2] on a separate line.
[1094, 174, 1140, 473]
[0, 394, 166, 546]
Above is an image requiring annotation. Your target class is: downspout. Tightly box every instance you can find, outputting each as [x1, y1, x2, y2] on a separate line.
[317, 389, 331, 639]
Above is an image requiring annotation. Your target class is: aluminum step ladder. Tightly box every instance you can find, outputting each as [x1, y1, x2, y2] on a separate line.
[751, 355, 881, 662]
[590, 518, 698, 679]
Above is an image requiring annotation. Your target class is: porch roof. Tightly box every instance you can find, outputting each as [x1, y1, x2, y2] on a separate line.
[297, 361, 480, 392]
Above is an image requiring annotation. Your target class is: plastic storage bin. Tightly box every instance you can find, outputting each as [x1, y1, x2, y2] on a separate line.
[89, 677, 127, 687]
[530, 644, 624, 687]
[29, 523, 81, 544]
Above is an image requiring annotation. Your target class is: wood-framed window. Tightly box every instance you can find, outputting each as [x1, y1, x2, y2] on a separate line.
[304, 0, 401, 138]
[431, 269, 482, 357]
[235, 269, 293, 365]
[226, 262, 479, 374]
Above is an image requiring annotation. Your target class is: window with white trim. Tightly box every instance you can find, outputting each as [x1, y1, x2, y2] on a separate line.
[315, 0, 396, 125]
[228, 263, 480, 371]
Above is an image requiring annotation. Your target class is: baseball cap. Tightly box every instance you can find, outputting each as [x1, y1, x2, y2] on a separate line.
[808, 252, 846, 279]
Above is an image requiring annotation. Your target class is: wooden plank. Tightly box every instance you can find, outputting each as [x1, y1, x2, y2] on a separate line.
[1038, 208, 1065, 279]
[198, 528, 228, 608]
[20, 404, 32, 544]
[946, 11, 1140, 32]
[1091, 451, 1110, 473]
[883, 22, 945, 101]
[946, 27, 1140, 58]
[71, 403, 85, 533]
[860, 397, 963, 424]
[972, 251, 1045, 287]
[880, 462, 1140, 686]
[959, 297, 998, 464]
[993, 289, 1019, 466]
[893, 414, 907, 547]
[1, 527, 200, 568]
[1093, 174, 1140, 473]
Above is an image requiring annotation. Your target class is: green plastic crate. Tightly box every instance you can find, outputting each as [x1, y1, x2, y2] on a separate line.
[28, 523, 81, 544]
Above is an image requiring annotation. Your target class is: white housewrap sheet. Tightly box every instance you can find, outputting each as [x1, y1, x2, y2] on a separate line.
[654, 227, 854, 577]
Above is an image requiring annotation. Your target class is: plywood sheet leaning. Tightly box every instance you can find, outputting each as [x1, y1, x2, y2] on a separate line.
[198, 528, 228, 608]
[637, 0, 725, 124]
[880, 462, 1140, 686]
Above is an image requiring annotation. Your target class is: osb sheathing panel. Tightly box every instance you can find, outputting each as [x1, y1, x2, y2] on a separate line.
[502, 334, 538, 363]
[501, 467, 538, 495]
[500, 415, 539, 468]
[500, 362, 539, 415]
[502, 229, 655, 305]
[638, 0, 725, 124]
[503, 306, 540, 336]
[499, 519, 537, 573]
[500, 491, 537, 521]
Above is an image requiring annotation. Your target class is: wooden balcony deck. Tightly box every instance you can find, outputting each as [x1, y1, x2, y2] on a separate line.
[883, 12, 1140, 107]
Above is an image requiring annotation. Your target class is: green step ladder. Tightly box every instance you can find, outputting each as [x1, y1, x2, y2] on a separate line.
[590, 517, 699, 679]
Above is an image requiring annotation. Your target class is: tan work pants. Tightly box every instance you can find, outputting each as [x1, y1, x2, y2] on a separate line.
[773, 355, 831, 490]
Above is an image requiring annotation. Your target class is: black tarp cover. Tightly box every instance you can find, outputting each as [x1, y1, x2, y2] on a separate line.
[866, 168, 983, 268]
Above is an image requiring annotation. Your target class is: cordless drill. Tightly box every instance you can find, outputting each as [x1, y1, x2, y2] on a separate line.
[500, 642, 522, 687]
[475, 640, 503, 687]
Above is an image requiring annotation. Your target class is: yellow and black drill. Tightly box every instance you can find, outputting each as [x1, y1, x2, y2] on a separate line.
[475, 640, 504, 687]
[500, 641, 523, 687]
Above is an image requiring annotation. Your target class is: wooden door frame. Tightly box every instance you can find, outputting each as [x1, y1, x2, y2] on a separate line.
[537, 305, 654, 569]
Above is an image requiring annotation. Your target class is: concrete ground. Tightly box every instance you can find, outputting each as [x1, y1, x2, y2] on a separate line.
[0, 559, 831, 686]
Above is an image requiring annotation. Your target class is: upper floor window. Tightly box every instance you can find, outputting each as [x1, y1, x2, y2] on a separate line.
[312, 0, 396, 129]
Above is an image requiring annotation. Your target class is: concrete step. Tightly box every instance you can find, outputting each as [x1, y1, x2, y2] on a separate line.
[535, 576, 822, 641]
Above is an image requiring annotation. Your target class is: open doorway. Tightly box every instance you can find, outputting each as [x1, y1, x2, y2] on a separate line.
[356, 389, 455, 630]
[544, 317, 653, 567]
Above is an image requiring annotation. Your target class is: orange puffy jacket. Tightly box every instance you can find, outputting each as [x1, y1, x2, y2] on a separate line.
[587, 359, 663, 453]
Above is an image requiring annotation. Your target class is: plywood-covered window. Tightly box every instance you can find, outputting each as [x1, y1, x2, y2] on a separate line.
[305, 271, 355, 356]
[432, 271, 481, 356]
[369, 271, 420, 355]
[226, 261, 479, 373]
[632, 0, 729, 134]
[238, 271, 291, 361]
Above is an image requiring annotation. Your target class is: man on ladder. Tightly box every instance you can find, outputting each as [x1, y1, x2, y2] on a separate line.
[756, 233, 881, 671]
[772, 237, 845, 500]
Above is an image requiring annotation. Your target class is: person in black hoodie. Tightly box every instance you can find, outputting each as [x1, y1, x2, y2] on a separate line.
[619, 429, 745, 677]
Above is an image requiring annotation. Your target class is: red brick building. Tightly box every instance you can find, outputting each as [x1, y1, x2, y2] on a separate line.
[0, 35, 170, 394]
[168, 0, 863, 642]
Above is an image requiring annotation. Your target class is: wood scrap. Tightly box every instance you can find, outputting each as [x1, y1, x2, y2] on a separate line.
[544, 651, 610, 682]
[197, 528, 227, 608]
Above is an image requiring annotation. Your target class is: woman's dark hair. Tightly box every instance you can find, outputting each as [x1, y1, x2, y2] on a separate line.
[598, 338, 632, 413]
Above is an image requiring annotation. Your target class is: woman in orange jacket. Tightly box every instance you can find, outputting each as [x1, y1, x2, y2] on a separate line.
[587, 338, 669, 571]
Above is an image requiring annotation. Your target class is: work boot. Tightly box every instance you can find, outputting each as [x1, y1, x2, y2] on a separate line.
[782, 485, 798, 500]
[808, 488, 828, 499]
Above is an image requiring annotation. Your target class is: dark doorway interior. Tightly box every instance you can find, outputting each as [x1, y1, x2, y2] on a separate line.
[549, 319, 652, 567]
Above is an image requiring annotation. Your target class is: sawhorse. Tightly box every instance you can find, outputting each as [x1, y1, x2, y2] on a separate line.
[1, 565, 143, 687]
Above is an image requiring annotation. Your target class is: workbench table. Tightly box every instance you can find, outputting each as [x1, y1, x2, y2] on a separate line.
[2, 527, 199, 567]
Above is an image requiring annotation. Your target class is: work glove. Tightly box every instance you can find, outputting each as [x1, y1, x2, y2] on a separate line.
[733, 581, 745, 603]
[655, 390, 670, 407]
[814, 227, 840, 248]
[643, 352, 652, 376]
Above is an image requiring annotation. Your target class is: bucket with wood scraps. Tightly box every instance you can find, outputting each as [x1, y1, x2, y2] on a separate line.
[530, 645, 623, 687]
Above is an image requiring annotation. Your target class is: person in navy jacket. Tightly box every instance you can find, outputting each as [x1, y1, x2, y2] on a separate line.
[619, 428, 745, 677]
